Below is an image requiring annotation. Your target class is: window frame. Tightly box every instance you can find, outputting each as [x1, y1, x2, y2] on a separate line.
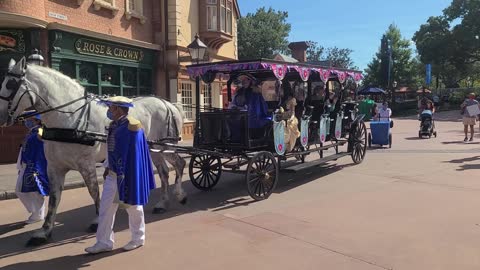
[180, 81, 195, 120]
[206, 4, 218, 31]
[125, 0, 146, 24]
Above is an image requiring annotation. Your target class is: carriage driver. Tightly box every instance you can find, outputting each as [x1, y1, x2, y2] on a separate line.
[16, 111, 49, 224]
[85, 96, 156, 254]
[229, 74, 270, 129]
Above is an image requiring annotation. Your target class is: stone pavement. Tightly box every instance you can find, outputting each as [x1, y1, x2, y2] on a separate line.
[0, 139, 193, 200]
[1, 110, 480, 269]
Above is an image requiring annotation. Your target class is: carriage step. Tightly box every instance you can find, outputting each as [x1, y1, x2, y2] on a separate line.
[282, 152, 350, 172]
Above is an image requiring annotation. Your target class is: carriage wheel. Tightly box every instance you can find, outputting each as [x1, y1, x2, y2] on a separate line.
[246, 152, 279, 201]
[350, 121, 367, 164]
[189, 155, 222, 191]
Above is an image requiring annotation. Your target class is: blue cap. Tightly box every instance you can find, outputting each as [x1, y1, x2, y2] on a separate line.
[23, 110, 41, 120]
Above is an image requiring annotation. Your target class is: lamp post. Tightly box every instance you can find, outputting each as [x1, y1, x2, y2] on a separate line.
[27, 48, 44, 66]
[187, 34, 207, 145]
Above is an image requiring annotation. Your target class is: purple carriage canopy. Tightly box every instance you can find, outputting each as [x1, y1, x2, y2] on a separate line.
[186, 59, 363, 84]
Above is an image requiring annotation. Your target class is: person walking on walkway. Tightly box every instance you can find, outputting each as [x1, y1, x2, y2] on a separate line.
[460, 93, 479, 142]
[85, 96, 155, 254]
[15, 112, 49, 224]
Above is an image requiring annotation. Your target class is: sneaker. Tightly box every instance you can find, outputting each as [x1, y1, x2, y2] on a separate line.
[25, 213, 44, 224]
[470, 137, 474, 142]
[122, 240, 144, 251]
[464, 137, 468, 142]
[85, 243, 113, 254]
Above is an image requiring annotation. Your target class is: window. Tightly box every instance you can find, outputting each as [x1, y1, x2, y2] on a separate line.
[125, 0, 146, 24]
[93, 0, 119, 15]
[203, 84, 212, 108]
[226, 0, 232, 34]
[220, 0, 226, 32]
[207, 0, 217, 31]
[181, 82, 194, 120]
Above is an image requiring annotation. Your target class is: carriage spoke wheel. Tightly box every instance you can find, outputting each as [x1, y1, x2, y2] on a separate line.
[246, 152, 279, 201]
[350, 121, 367, 164]
[189, 155, 222, 191]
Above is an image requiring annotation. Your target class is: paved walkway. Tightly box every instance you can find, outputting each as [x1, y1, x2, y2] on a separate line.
[1, 110, 480, 269]
[0, 139, 193, 200]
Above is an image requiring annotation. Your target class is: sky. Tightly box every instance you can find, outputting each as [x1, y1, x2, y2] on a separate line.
[238, 0, 453, 71]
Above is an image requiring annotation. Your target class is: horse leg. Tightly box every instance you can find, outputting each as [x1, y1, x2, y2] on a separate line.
[28, 167, 68, 246]
[78, 165, 100, 232]
[151, 152, 170, 214]
[165, 153, 187, 205]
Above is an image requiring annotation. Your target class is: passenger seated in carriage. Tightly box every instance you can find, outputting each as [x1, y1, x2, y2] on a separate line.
[274, 82, 300, 152]
[228, 74, 270, 139]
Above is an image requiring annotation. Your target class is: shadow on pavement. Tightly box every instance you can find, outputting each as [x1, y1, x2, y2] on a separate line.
[0, 222, 25, 236]
[0, 159, 353, 262]
[442, 141, 480, 145]
[445, 156, 480, 164]
[2, 249, 124, 270]
[443, 156, 480, 171]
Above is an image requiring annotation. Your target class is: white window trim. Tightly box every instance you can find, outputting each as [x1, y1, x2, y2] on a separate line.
[125, 0, 146, 24]
[180, 81, 195, 121]
[93, 0, 119, 15]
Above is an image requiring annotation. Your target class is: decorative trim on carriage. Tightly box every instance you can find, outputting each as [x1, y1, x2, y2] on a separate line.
[186, 59, 363, 83]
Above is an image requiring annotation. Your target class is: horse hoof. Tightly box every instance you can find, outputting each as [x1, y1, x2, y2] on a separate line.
[153, 208, 166, 214]
[179, 197, 188, 205]
[88, 223, 98, 233]
[26, 236, 48, 247]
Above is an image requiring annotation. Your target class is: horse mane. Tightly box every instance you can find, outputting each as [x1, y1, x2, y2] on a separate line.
[27, 65, 85, 96]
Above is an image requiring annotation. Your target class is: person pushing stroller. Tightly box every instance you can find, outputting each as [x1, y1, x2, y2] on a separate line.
[419, 100, 437, 138]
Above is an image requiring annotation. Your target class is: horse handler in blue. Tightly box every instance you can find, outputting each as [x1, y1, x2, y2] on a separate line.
[16, 112, 49, 224]
[85, 96, 155, 254]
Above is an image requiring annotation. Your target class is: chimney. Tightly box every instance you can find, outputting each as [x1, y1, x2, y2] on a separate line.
[288, 41, 309, 63]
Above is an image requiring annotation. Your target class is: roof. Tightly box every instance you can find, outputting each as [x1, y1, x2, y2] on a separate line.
[273, 53, 298, 63]
[186, 58, 363, 83]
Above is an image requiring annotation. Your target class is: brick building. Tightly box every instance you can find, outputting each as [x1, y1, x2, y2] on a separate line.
[0, 0, 240, 162]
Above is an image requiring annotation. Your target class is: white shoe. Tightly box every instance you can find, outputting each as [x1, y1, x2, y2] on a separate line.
[122, 240, 144, 251]
[85, 243, 113, 254]
[25, 214, 44, 224]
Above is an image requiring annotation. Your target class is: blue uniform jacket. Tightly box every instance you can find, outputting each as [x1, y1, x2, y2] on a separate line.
[20, 127, 49, 195]
[108, 117, 155, 206]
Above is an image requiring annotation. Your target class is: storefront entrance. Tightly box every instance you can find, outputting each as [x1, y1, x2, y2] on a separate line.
[49, 31, 155, 97]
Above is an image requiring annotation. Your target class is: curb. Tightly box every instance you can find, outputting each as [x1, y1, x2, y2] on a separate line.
[0, 165, 176, 201]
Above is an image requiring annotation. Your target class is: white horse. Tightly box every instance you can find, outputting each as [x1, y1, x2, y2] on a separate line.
[0, 57, 186, 245]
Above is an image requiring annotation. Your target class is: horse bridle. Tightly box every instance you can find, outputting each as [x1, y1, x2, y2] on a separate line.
[1, 70, 94, 128]
[0, 71, 35, 123]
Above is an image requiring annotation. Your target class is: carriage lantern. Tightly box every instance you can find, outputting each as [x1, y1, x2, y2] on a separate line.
[27, 48, 45, 66]
[187, 34, 208, 145]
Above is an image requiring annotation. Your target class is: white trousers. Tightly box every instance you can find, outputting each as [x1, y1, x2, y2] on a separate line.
[96, 175, 145, 248]
[15, 168, 45, 219]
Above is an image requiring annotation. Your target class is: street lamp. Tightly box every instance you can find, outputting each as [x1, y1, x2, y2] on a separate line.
[187, 34, 208, 145]
[27, 48, 44, 66]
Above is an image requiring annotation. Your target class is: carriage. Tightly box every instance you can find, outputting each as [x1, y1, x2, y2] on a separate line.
[181, 59, 367, 200]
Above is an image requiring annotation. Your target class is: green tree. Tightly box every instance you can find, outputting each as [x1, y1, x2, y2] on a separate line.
[325, 47, 356, 69]
[306, 41, 324, 62]
[413, 1, 480, 88]
[363, 24, 419, 89]
[238, 7, 291, 60]
[305, 41, 356, 69]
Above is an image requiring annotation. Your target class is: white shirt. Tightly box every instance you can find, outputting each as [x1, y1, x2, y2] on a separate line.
[378, 107, 392, 121]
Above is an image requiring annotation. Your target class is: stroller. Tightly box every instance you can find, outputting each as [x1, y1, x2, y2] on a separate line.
[418, 110, 437, 138]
